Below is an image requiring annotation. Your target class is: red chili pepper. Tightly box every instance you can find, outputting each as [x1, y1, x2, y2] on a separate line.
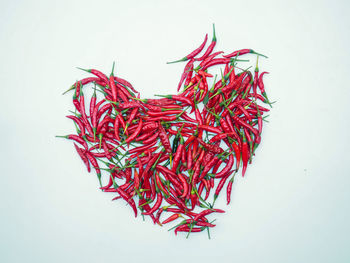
[241, 130, 249, 177]
[196, 138, 224, 154]
[193, 209, 225, 222]
[115, 186, 138, 217]
[178, 173, 189, 198]
[114, 76, 138, 94]
[125, 119, 143, 143]
[202, 58, 230, 70]
[66, 115, 86, 136]
[77, 67, 109, 83]
[167, 34, 208, 64]
[162, 213, 181, 224]
[128, 140, 157, 155]
[143, 192, 163, 215]
[199, 51, 224, 68]
[223, 49, 267, 58]
[125, 107, 139, 131]
[73, 143, 90, 172]
[172, 136, 184, 171]
[197, 125, 222, 134]
[147, 110, 183, 117]
[215, 154, 234, 178]
[258, 71, 272, 105]
[56, 134, 88, 150]
[158, 123, 172, 153]
[139, 131, 159, 145]
[196, 24, 217, 61]
[85, 152, 102, 186]
[177, 59, 195, 92]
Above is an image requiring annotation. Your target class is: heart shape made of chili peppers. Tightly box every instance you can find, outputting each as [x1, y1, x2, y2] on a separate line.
[58, 26, 272, 237]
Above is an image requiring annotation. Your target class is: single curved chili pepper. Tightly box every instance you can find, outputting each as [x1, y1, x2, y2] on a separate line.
[73, 143, 90, 172]
[134, 130, 156, 142]
[230, 114, 259, 137]
[177, 59, 195, 91]
[196, 24, 217, 61]
[199, 51, 224, 68]
[139, 131, 159, 145]
[88, 87, 97, 117]
[66, 115, 86, 136]
[162, 213, 181, 224]
[113, 116, 121, 141]
[175, 225, 205, 235]
[241, 130, 249, 177]
[226, 174, 235, 205]
[197, 125, 222, 134]
[212, 158, 223, 175]
[258, 71, 272, 102]
[144, 115, 178, 122]
[56, 134, 88, 150]
[115, 102, 141, 110]
[114, 76, 138, 94]
[96, 116, 113, 134]
[115, 187, 138, 217]
[85, 152, 102, 186]
[125, 107, 139, 131]
[223, 49, 267, 58]
[78, 91, 89, 123]
[155, 172, 170, 197]
[178, 173, 189, 198]
[115, 83, 130, 102]
[227, 139, 240, 171]
[116, 114, 127, 134]
[167, 34, 208, 64]
[192, 160, 203, 185]
[172, 137, 184, 172]
[195, 108, 204, 125]
[196, 138, 224, 154]
[184, 219, 216, 228]
[156, 94, 195, 109]
[187, 144, 193, 170]
[141, 152, 162, 180]
[129, 140, 158, 155]
[109, 77, 118, 103]
[156, 165, 183, 189]
[77, 67, 109, 83]
[149, 175, 156, 201]
[215, 154, 234, 178]
[158, 123, 172, 153]
[202, 58, 231, 70]
[140, 98, 174, 106]
[101, 140, 112, 160]
[184, 63, 194, 87]
[193, 208, 225, 222]
[147, 110, 183, 117]
[199, 156, 219, 181]
[181, 112, 198, 123]
[125, 119, 143, 143]
[135, 121, 158, 133]
[142, 192, 163, 215]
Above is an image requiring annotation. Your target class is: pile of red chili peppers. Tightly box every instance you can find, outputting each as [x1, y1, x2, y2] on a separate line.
[58, 25, 272, 238]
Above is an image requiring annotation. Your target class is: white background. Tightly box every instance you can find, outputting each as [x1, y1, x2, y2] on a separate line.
[1, 0, 349, 262]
